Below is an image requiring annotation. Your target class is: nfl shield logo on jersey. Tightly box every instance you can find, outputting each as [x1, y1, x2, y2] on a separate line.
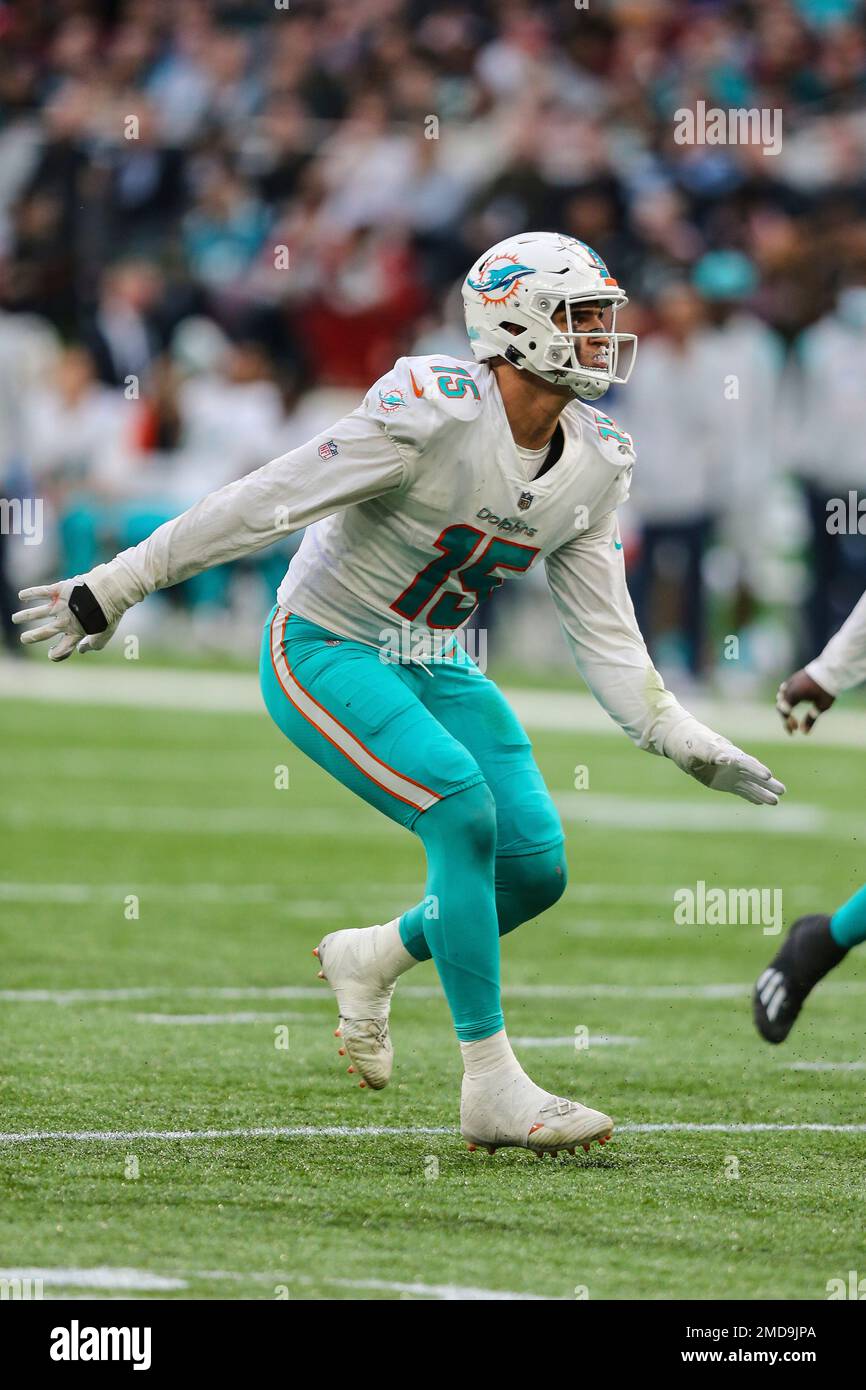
[518, 491, 534, 511]
[318, 439, 339, 460]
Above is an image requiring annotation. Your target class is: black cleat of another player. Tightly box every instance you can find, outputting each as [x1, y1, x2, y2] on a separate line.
[753, 914, 848, 1044]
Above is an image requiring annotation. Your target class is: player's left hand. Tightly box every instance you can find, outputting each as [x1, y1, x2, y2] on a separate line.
[687, 743, 786, 806]
[664, 720, 786, 806]
[12, 579, 117, 662]
[775, 669, 835, 735]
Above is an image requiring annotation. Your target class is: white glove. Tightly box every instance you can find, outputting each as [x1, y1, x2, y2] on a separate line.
[12, 578, 119, 662]
[663, 718, 786, 807]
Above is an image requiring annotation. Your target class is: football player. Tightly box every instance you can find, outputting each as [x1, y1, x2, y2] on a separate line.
[754, 590, 866, 1043]
[15, 233, 786, 1157]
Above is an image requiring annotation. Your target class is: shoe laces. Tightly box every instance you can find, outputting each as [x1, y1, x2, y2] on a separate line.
[539, 1095, 575, 1119]
[343, 1016, 390, 1048]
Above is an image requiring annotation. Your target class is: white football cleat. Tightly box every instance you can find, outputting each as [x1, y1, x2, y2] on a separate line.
[461, 1066, 613, 1157]
[313, 927, 397, 1090]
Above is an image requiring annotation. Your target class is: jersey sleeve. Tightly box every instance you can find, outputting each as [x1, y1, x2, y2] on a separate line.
[545, 510, 691, 753]
[806, 589, 866, 695]
[86, 408, 406, 621]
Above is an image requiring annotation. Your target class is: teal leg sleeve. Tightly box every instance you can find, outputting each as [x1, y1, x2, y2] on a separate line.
[830, 885, 866, 949]
[400, 784, 503, 1042]
[400, 841, 567, 960]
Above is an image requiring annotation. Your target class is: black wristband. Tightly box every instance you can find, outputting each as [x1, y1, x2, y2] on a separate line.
[68, 583, 109, 635]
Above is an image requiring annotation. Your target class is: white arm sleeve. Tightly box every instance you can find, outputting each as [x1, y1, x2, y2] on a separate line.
[805, 589, 866, 696]
[545, 511, 693, 754]
[86, 410, 406, 622]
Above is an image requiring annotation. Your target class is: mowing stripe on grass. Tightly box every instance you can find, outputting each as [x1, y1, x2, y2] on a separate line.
[3, 1122, 866, 1145]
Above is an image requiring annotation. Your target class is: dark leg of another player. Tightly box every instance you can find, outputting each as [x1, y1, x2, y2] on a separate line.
[753, 915, 848, 1044]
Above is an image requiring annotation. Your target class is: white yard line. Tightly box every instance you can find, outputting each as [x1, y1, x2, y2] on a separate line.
[132, 1011, 309, 1025]
[3, 659, 865, 747]
[0, 795, 850, 839]
[197, 1270, 555, 1300]
[5, 980, 866, 1006]
[784, 1061, 866, 1071]
[2, 1121, 866, 1145]
[0, 804, 395, 839]
[0, 1125, 452, 1144]
[556, 793, 843, 836]
[512, 1035, 641, 1048]
[0, 1265, 553, 1300]
[0, 981, 748, 1004]
[0, 1266, 186, 1290]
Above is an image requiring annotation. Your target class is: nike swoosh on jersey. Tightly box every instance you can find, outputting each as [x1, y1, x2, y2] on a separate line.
[408, 369, 425, 398]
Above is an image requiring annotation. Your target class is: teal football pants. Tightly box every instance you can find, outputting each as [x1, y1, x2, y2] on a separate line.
[260, 607, 566, 1041]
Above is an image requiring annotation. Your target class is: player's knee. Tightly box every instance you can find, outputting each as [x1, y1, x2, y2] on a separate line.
[442, 780, 498, 862]
[516, 844, 568, 918]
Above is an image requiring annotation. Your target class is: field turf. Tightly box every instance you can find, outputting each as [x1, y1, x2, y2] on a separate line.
[2, 680, 865, 1300]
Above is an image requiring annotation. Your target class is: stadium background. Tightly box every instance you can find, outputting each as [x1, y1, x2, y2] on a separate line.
[2, 0, 866, 688]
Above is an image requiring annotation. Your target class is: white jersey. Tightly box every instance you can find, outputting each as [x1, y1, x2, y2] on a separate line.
[90, 353, 693, 753]
[806, 590, 866, 695]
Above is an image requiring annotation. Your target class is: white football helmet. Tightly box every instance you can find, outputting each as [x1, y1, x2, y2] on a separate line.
[462, 231, 637, 401]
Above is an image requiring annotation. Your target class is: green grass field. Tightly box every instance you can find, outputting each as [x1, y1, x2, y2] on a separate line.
[2, 679, 865, 1301]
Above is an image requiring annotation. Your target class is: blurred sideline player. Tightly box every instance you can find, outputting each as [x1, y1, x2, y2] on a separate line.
[15, 233, 785, 1158]
[754, 591, 866, 1042]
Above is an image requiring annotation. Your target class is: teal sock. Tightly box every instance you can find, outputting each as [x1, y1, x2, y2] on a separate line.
[401, 841, 567, 962]
[830, 884, 866, 949]
[399, 783, 502, 1042]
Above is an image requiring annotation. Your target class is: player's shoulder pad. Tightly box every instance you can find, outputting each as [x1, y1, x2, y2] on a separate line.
[569, 399, 637, 470]
[360, 354, 486, 454]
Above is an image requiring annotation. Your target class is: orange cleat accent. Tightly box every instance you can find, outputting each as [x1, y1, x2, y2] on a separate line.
[359, 1081, 366, 1089]
[582, 1143, 590, 1152]
[467, 1143, 477, 1152]
[312, 948, 320, 958]
[347, 1065, 355, 1074]
[338, 1047, 345, 1056]
[334, 1028, 341, 1038]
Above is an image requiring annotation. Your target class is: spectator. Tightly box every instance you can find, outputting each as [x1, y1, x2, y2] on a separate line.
[621, 282, 719, 679]
[789, 266, 866, 657]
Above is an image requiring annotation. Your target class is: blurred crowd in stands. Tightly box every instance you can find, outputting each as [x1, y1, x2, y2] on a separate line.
[1, 0, 865, 682]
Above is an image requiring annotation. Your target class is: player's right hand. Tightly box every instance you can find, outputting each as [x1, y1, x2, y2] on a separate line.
[775, 669, 835, 735]
[12, 579, 117, 662]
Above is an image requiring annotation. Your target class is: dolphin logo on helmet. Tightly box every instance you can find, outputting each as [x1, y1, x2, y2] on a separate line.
[467, 256, 537, 303]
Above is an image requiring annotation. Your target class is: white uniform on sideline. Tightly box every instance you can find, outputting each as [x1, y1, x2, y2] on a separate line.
[807, 590, 866, 695]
